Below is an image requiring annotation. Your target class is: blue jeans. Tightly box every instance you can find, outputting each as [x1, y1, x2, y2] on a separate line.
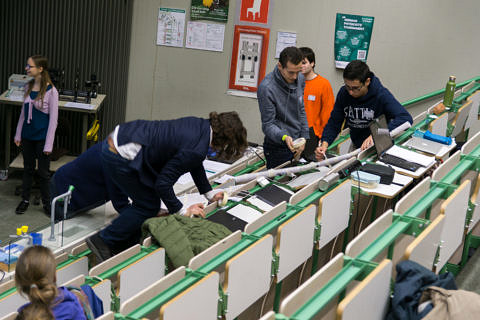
[100, 140, 160, 252]
[263, 140, 294, 169]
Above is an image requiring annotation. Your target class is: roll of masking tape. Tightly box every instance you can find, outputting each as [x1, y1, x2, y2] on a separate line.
[292, 137, 306, 149]
[218, 191, 229, 207]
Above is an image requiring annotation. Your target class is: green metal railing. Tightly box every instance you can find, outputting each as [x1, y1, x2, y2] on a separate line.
[49, 78, 478, 320]
[276, 142, 480, 320]
[328, 76, 480, 152]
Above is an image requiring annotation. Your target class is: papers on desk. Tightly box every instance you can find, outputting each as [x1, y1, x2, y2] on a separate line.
[203, 159, 230, 173]
[64, 102, 95, 110]
[5, 90, 24, 101]
[246, 196, 274, 211]
[160, 193, 208, 210]
[227, 204, 262, 223]
[176, 159, 231, 185]
[177, 170, 215, 185]
[386, 145, 436, 167]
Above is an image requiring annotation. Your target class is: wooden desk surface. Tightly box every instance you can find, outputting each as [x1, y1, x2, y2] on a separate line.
[0, 90, 106, 114]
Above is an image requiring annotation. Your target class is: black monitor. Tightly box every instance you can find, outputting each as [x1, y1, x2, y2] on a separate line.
[369, 115, 393, 156]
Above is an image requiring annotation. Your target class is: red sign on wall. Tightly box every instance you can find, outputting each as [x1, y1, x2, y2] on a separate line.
[239, 0, 270, 25]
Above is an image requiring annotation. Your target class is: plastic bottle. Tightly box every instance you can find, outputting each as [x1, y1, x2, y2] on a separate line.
[443, 76, 456, 108]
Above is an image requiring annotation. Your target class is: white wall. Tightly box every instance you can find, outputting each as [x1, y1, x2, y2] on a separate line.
[126, 0, 480, 143]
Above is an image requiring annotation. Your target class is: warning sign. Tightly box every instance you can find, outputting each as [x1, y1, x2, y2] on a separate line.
[239, 0, 270, 25]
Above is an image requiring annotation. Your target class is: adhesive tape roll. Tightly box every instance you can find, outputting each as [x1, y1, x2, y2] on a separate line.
[292, 137, 306, 149]
[218, 191, 229, 207]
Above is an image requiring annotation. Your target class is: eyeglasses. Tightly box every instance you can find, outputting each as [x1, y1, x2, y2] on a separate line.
[344, 83, 364, 92]
[25, 64, 37, 70]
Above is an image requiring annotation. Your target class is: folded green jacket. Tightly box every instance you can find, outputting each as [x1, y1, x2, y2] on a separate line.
[142, 215, 232, 268]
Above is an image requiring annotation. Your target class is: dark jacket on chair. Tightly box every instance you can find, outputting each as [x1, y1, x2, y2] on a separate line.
[117, 117, 212, 213]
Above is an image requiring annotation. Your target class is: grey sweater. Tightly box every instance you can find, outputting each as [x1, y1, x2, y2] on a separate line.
[258, 66, 309, 145]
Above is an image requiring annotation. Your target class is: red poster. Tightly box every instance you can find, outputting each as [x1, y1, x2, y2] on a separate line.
[229, 25, 270, 92]
[239, 0, 270, 25]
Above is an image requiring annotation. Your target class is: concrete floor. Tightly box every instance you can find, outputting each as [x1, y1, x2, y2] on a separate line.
[0, 169, 116, 251]
[0, 169, 50, 244]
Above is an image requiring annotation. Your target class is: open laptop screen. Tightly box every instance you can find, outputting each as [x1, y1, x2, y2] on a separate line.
[369, 115, 393, 156]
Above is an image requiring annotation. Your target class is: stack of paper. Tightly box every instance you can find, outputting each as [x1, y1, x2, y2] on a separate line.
[227, 204, 262, 223]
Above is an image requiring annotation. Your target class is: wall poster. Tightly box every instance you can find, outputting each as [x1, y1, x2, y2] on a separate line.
[191, 0, 229, 23]
[228, 25, 270, 93]
[334, 13, 374, 69]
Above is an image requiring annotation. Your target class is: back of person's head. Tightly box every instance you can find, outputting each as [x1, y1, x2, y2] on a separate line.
[279, 47, 304, 68]
[16, 302, 55, 320]
[343, 60, 372, 83]
[299, 47, 315, 66]
[15, 246, 57, 319]
[209, 111, 248, 159]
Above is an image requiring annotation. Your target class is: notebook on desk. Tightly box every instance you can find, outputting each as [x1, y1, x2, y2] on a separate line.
[369, 115, 435, 172]
[254, 184, 294, 206]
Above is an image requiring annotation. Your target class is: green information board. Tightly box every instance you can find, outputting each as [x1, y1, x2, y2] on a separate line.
[191, 0, 229, 23]
[334, 13, 374, 69]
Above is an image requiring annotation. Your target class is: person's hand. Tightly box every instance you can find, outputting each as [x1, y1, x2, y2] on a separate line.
[44, 151, 51, 156]
[157, 208, 169, 217]
[284, 136, 295, 152]
[293, 143, 305, 160]
[315, 142, 328, 160]
[211, 191, 224, 202]
[361, 135, 374, 150]
[14, 140, 21, 147]
[185, 203, 205, 218]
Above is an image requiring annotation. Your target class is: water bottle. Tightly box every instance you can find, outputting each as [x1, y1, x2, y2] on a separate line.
[443, 76, 456, 108]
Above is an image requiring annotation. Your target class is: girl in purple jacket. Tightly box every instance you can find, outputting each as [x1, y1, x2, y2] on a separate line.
[14, 55, 58, 215]
[15, 246, 87, 320]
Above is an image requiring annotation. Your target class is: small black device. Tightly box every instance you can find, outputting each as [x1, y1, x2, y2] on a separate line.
[360, 163, 395, 185]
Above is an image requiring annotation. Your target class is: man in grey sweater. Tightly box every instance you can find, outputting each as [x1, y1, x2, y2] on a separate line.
[257, 47, 309, 168]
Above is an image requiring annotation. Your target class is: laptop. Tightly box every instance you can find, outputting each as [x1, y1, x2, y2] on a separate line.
[403, 136, 445, 155]
[369, 115, 425, 172]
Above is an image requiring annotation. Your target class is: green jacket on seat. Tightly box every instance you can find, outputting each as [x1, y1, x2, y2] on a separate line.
[141, 215, 232, 268]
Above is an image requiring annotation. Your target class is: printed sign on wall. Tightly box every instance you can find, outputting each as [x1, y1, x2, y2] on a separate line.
[334, 13, 374, 69]
[228, 25, 270, 92]
[191, 0, 229, 23]
[239, 0, 270, 24]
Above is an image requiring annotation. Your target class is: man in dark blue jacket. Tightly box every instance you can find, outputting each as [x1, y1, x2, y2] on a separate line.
[316, 60, 412, 159]
[50, 142, 129, 220]
[87, 112, 248, 261]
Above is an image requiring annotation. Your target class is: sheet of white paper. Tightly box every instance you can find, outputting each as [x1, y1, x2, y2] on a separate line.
[64, 102, 95, 110]
[228, 196, 243, 202]
[186, 21, 225, 52]
[386, 145, 435, 167]
[227, 204, 262, 223]
[247, 196, 274, 211]
[6, 90, 25, 101]
[176, 170, 215, 185]
[160, 193, 207, 210]
[203, 159, 230, 173]
[156, 8, 186, 47]
[275, 32, 297, 58]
